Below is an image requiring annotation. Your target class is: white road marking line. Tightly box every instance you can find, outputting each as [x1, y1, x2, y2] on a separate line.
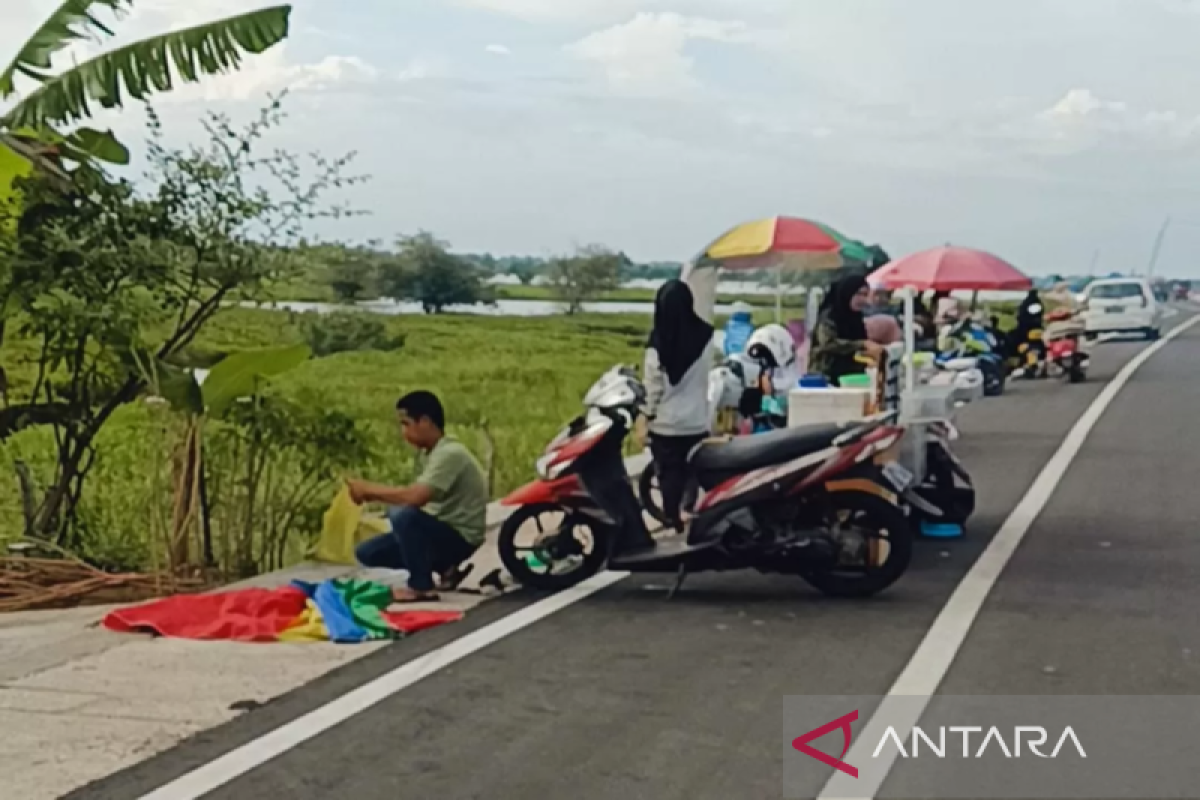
[137, 570, 629, 800]
[818, 312, 1200, 800]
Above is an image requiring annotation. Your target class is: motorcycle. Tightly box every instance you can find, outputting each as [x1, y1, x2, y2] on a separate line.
[497, 365, 919, 598]
[936, 318, 1005, 398]
[1043, 309, 1089, 383]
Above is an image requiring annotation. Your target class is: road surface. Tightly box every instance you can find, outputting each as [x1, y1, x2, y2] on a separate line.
[70, 310, 1200, 800]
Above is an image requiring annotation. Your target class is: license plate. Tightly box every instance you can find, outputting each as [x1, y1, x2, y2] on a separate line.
[881, 461, 914, 491]
[1104, 305, 1123, 313]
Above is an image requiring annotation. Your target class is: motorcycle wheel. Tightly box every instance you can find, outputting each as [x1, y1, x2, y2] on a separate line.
[982, 360, 1005, 397]
[800, 490, 913, 598]
[637, 462, 669, 527]
[497, 503, 608, 591]
[1068, 359, 1087, 384]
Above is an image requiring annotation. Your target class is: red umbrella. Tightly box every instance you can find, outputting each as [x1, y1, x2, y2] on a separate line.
[867, 246, 1032, 291]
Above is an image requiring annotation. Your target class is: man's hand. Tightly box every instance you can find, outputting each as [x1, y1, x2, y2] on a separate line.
[346, 479, 372, 505]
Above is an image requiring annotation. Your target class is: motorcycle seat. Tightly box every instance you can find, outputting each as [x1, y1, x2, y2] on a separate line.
[690, 422, 849, 486]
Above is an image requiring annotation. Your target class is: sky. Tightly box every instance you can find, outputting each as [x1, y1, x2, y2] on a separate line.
[5, 0, 1200, 276]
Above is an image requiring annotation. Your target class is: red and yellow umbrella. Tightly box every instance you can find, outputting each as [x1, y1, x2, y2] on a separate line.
[701, 216, 872, 272]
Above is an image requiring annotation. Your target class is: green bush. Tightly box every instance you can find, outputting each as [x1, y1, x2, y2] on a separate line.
[299, 311, 406, 357]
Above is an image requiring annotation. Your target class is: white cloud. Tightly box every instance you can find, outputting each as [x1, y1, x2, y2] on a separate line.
[566, 12, 749, 96]
[485, 44, 512, 56]
[1043, 88, 1128, 120]
[152, 46, 383, 103]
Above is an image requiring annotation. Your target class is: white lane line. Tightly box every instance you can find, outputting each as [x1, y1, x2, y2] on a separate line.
[137, 570, 629, 800]
[818, 312, 1200, 800]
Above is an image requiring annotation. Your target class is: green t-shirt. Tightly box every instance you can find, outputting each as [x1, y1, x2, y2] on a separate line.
[416, 436, 488, 546]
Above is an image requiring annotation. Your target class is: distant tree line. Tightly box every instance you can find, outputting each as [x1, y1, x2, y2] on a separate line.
[306, 236, 626, 314]
[303, 239, 892, 311]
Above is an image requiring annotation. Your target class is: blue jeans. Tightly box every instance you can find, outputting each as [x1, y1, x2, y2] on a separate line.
[355, 507, 477, 591]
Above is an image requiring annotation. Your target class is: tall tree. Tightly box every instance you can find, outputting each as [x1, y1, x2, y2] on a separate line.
[548, 244, 622, 314]
[1, 97, 360, 545]
[381, 232, 487, 314]
[0, 0, 290, 163]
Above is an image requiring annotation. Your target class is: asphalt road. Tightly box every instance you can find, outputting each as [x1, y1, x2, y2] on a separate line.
[71, 310, 1200, 800]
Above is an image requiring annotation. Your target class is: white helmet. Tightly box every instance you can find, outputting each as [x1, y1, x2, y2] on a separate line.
[745, 324, 797, 370]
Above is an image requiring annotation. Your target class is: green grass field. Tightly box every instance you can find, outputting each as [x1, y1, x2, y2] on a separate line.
[0, 309, 656, 570]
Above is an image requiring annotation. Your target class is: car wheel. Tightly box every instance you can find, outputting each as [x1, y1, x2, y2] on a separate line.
[1146, 327, 1161, 341]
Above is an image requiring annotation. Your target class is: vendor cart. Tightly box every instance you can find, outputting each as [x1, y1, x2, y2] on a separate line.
[682, 221, 944, 486]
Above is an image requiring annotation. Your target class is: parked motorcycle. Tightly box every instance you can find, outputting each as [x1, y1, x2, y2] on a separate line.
[1043, 309, 1089, 383]
[936, 318, 1005, 397]
[497, 366, 919, 598]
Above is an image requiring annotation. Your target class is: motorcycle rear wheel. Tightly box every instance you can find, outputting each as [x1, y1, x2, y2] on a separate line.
[637, 462, 669, 527]
[801, 490, 913, 598]
[498, 503, 608, 591]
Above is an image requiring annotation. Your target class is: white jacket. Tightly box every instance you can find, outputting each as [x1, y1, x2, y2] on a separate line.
[643, 345, 713, 437]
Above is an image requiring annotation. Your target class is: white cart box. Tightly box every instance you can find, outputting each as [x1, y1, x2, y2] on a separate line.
[787, 387, 873, 428]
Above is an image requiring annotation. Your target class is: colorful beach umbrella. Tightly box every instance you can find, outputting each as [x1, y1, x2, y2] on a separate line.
[867, 246, 1032, 292]
[701, 216, 873, 272]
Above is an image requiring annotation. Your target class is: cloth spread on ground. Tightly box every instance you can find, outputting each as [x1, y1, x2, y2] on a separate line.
[311, 483, 391, 566]
[102, 578, 463, 643]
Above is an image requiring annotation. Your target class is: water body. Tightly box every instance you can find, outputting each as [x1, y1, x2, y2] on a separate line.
[243, 277, 1025, 320]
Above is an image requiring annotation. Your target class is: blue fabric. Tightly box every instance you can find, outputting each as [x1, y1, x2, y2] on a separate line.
[723, 314, 754, 356]
[290, 579, 367, 643]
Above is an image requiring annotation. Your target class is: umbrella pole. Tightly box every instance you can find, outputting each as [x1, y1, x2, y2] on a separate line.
[775, 266, 783, 323]
[971, 290, 979, 314]
[903, 287, 916, 394]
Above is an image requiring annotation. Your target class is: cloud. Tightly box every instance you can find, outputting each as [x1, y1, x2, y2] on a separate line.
[485, 44, 512, 56]
[566, 12, 749, 96]
[1042, 88, 1128, 120]
[151, 46, 385, 103]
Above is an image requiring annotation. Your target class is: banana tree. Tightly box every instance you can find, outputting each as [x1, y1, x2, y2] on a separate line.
[139, 344, 310, 571]
[1, 0, 292, 164]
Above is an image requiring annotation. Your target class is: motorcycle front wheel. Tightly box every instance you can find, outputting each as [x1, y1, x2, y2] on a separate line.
[497, 503, 609, 591]
[801, 490, 913, 598]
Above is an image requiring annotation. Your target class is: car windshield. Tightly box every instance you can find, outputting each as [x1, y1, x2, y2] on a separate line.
[1089, 283, 1145, 301]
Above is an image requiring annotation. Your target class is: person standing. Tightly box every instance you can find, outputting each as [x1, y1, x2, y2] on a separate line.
[642, 280, 714, 533]
[808, 274, 884, 384]
[349, 391, 488, 603]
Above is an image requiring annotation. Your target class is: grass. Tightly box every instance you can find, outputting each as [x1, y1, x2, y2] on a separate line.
[0, 308, 657, 569]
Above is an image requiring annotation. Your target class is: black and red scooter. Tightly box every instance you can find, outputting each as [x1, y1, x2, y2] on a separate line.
[496, 366, 921, 598]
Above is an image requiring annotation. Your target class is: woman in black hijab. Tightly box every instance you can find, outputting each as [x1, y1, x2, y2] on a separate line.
[643, 280, 715, 532]
[808, 274, 882, 383]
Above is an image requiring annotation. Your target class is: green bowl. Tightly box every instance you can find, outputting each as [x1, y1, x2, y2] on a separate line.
[839, 375, 872, 388]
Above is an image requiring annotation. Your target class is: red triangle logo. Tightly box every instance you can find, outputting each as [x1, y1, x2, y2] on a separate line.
[792, 710, 859, 778]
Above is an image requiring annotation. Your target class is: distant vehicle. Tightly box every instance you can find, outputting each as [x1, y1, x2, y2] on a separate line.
[1079, 278, 1163, 340]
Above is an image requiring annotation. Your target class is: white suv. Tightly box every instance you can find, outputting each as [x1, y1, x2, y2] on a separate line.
[1080, 278, 1163, 340]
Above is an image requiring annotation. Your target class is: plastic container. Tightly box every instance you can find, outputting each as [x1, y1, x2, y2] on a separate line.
[899, 385, 956, 424]
[798, 374, 829, 388]
[787, 387, 871, 427]
[838, 374, 872, 389]
[920, 521, 964, 539]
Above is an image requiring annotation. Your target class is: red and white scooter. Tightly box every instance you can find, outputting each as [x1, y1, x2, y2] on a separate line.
[497, 366, 918, 598]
